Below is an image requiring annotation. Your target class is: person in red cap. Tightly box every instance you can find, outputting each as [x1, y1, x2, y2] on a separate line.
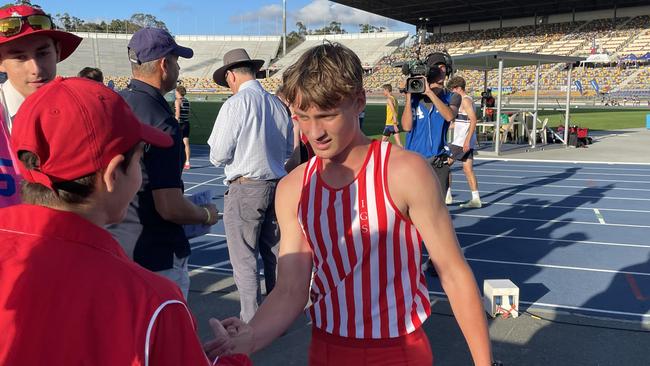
[0, 76, 252, 366]
[0, 2, 81, 208]
[205, 43, 496, 365]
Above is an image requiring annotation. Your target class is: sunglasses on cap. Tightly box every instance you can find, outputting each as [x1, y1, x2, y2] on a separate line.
[0, 14, 53, 38]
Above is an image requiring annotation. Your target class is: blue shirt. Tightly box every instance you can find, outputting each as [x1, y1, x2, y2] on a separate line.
[405, 91, 460, 158]
[107, 79, 189, 272]
[208, 80, 292, 184]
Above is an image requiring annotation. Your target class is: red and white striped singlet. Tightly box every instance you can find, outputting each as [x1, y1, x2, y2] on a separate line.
[298, 140, 430, 339]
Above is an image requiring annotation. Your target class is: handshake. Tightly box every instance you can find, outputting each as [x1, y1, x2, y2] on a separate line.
[203, 317, 255, 364]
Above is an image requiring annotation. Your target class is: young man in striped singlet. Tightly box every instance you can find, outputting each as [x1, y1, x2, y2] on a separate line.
[206, 43, 495, 366]
[446, 76, 482, 208]
[381, 83, 403, 147]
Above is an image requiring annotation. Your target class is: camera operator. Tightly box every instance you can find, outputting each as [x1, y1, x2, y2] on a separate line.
[401, 52, 461, 199]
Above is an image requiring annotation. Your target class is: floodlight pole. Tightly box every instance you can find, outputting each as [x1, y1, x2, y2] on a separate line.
[564, 63, 573, 147]
[495, 59, 504, 155]
[532, 61, 540, 148]
[282, 0, 287, 56]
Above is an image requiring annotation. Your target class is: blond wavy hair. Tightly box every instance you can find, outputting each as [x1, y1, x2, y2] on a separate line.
[281, 42, 363, 111]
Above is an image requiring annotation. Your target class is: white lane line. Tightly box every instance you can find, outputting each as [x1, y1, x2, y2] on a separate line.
[184, 181, 226, 188]
[453, 213, 650, 228]
[192, 242, 227, 251]
[466, 258, 650, 277]
[593, 208, 606, 224]
[188, 261, 231, 276]
[184, 177, 223, 191]
[461, 229, 513, 252]
[473, 167, 650, 177]
[183, 172, 226, 177]
[474, 157, 650, 167]
[451, 188, 650, 202]
[427, 291, 650, 318]
[470, 201, 650, 214]
[466, 173, 650, 185]
[467, 181, 648, 192]
[205, 233, 227, 238]
[474, 159, 650, 169]
[457, 232, 650, 249]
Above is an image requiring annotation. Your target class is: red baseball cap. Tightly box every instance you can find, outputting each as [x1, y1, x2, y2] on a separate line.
[11, 77, 173, 190]
[0, 4, 81, 61]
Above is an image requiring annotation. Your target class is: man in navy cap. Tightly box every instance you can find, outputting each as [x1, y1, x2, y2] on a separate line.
[108, 28, 220, 298]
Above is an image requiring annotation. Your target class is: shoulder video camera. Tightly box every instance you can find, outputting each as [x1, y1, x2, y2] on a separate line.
[397, 51, 453, 94]
[401, 60, 430, 94]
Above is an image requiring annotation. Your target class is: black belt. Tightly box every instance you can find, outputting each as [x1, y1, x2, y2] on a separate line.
[229, 176, 280, 185]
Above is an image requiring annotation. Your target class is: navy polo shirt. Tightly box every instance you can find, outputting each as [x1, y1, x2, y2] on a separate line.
[107, 79, 189, 272]
[405, 90, 461, 158]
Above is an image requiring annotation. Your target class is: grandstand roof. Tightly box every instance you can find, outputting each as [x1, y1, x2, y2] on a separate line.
[453, 51, 584, 71]
[333, 0, 649, 28]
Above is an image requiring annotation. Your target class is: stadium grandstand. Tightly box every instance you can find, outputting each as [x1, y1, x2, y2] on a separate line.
[336, 0, 650, 102]
[268, 31, 408, 74]
[53, 1, 650, 105]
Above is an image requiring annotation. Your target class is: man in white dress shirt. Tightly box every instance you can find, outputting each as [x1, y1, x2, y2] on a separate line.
[208, 48, 293, 322]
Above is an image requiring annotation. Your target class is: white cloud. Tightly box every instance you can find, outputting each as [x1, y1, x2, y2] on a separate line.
[293, 0, 399, 31]
[87, 17, 110, 24]
[231, 4, 283, 23]
[228, 1, 404, 35]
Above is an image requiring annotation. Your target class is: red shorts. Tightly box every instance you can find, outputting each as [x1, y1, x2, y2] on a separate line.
[308, 327, 433, 366]
[215, 354, 252, 366]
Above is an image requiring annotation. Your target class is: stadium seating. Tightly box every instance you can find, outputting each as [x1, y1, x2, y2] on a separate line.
[269, 32, 408, 76]
[54, 13, 650, 98]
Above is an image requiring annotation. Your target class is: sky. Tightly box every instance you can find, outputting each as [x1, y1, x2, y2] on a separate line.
[38, 0, 414, 36]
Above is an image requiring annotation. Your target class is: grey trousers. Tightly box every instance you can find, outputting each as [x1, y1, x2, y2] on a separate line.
[224, 180, 280, 322]
[155, 254, 190, 299]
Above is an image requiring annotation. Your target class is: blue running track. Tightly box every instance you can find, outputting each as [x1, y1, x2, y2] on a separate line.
[183, 145, 650, 322]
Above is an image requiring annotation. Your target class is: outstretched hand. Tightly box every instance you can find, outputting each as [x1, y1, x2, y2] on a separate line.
[203, 318, 235, 359]
[204, 317, 255, 360]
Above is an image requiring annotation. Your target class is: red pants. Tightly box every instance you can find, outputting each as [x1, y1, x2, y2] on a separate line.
[309, 327, 434, 366]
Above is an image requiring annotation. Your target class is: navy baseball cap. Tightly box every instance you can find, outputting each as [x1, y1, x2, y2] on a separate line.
[128, 28, 193, 64]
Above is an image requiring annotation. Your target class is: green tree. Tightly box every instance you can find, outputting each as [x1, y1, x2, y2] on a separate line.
[295, 21, 307, 36]
[54, 13, 72, 30]
[312, 21, 346, 35]
[286, 30, 302, 49]
[130, 13, 168, 31]
[359, 24, 386, 33]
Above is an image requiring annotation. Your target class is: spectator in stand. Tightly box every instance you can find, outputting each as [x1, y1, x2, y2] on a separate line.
[78, 66, 104, 83]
